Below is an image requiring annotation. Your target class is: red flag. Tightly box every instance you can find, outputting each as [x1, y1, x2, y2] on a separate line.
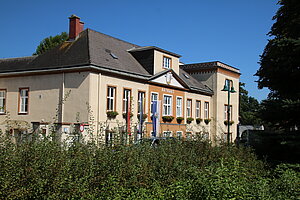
[127, 99, 131, 134]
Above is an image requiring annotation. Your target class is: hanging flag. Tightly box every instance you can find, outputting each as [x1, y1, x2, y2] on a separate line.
[152, 100, 160, 137]
[126, 98, 131, 135]
[138, 94, 143, 139]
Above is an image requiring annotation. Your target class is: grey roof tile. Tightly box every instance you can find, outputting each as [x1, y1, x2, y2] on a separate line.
[179, 68, 213, 95]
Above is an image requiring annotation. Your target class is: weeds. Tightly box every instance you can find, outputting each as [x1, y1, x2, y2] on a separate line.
[0, 135, 299, 199]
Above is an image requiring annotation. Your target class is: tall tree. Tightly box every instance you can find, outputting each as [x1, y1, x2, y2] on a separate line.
[256, 0, 300, 129]
[33, 32, 68, 55]
[239, 82, 261, 125]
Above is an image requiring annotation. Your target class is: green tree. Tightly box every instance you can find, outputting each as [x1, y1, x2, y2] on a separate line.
[239, 82, 261, 125]
[33, 32, 68, 55]
[256, 0, 300, 129]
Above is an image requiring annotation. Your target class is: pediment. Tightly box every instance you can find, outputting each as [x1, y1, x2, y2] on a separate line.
[149, 71, 187, 89]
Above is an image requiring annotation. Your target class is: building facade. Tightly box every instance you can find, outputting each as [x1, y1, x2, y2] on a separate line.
[0, 15, 240, 144]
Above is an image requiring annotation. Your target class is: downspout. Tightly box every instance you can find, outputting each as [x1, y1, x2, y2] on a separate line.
[61, 72, 65, 123]
[97, 73, 101, 145]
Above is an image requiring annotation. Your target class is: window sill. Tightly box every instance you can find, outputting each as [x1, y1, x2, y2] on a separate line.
[18, 112, 28, 115]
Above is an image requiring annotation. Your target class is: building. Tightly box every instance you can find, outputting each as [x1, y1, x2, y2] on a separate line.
[0, 15, 240, 144]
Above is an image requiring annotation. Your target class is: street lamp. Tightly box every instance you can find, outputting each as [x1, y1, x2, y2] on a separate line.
[221, 79, 236, 145]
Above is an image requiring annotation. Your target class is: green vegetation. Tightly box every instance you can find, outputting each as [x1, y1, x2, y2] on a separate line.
[239, 82, 261, 125]
[33, 32, 68, 55]
[1, 133, 299, 199]
[186, 117, 194, 124]
[106, 111, 119, 119]
[176, 117, 184, 124]
[256, 0, 300, 129]
[196, 118, 203, 124]
[162, 115, 174, 122]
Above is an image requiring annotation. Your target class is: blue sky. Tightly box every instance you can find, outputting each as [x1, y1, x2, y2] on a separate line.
[0, 0, 279, 101]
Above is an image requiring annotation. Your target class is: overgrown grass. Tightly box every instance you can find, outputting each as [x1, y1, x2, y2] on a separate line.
[0, 135, 299, 199]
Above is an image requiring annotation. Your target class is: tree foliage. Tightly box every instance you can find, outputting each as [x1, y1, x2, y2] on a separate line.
[239, 82, 261, 125]
[256, 0, 300, 129]
[33, 32, 68, 55]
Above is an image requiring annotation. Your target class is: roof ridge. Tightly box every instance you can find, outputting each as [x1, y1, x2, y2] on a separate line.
[0, 55, 37, 61]
[86, 28, 140, 48]
[86, 29, 92, 64]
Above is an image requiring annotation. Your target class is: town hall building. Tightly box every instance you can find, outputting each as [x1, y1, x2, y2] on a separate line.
[0, 15, 240, 145]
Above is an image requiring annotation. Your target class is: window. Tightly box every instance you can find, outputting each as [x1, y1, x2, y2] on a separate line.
[0, 90, 6, 114]
[196, 100, 201, 118]
[163, 131, 172, 137]
[123, 89, 131, 113]
[186, 99, 192, 118]
[204, 102, 209, 119]
[225, 79, 230, 88]
[163, 56, 171, 69]
[224, 105, 233, 121]
[138, 91, 145, 114]
[107, 86, 116, 111]
[186, 132, 192, 140]
[176, 97, 182, 117]
[150, 93, 158, 114]
[19, 88, 29, 114]
[163, 95, 172, 116]
[176, 131, 183, 139]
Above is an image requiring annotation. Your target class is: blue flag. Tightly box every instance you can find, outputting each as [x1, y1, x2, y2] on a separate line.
[152, 100, 160, 137]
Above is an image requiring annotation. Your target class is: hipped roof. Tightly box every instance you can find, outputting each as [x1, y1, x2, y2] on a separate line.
[0, 29, 212, 94]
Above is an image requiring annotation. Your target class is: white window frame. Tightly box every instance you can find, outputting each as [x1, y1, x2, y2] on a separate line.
[176, 96, 183, 117]
[150, 92, 158, 115]
[176, 131, 183, 139]
[19, 88, 29, 114]
[163, 131, 172, 137]
[163, 56, 171, 69]
[163, 94, 172, 116]
[123, 89, 131, 113]
[107, 86, 116, 111]
[196, 100, 201, 118]
[204, 102, 209, 119]
[186, 99, 192, 118]
[138, 91, 145, 114]
[0, 90, 6, 114]
[224, 104, 233, 121]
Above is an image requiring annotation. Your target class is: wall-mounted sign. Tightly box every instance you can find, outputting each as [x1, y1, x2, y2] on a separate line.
[162, 88, 174, 93]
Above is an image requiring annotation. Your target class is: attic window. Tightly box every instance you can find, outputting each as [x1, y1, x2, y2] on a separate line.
[110, 52, 118, 59]
[183, 73, 190, 79]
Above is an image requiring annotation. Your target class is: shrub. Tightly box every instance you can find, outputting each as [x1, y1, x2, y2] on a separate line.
[204, 118, 211, 124]
[186, 117, 194, 124]
[162, 116, 174, 122]
[122, 112, 133, 119]
[107, 111, 118, 119]
[0, 135, 298, 199]
[137, 113, 147, 120]
[176, 117, 184, 124]
[196, 118, 203, 124]
[224, 120, 234, 126]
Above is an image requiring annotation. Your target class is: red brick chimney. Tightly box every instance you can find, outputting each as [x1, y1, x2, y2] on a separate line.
[69, 15, 84, 40]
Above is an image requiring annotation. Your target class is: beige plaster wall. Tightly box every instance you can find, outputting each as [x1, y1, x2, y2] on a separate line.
[97, 74, 149, 125]
[63, 71, 90, 123]
[153, 51, 180, 74]
[0, 72, 91, 133]
[0, 74, 61, 124]
[184, 92, 212, 139]
[212, 72, 239, 142]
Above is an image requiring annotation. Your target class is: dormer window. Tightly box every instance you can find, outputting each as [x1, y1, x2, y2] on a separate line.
[163, 56, 171, 69]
